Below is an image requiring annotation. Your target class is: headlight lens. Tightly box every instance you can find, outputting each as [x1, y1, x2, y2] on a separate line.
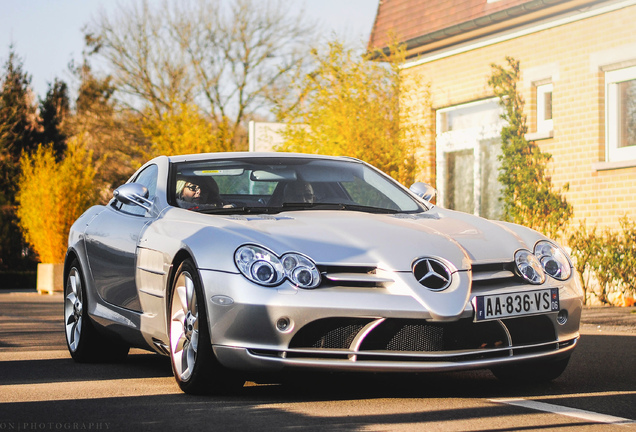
[284, 254, 321, 288]
[515, 249, 546, 285]
[235, 245, 320, 289]
[534, 241, 572, 280]
[235, 245, 284, 286]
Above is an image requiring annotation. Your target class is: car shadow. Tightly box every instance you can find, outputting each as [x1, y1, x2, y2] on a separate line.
[1, 334, 634, 430]
[0, 352, 173, 385]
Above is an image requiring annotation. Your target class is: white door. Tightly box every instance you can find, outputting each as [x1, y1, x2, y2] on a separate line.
[436, 98, 505, 220]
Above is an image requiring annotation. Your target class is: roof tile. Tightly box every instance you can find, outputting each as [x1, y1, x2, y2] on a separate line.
[369, 0, 552, 51]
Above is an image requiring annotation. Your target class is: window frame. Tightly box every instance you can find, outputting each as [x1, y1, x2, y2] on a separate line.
[435, 98, 505, 218]
[536, 83, 553, 134]
[116, 164, 159, 216]
[606, 66, 636, 162]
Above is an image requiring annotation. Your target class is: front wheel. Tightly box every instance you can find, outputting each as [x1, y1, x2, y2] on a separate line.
[64, 259, 129, 362]
[169, 259, 244, 394]
[491, 355, 571, 383]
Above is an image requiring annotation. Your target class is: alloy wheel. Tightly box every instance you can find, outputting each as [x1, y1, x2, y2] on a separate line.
[64, 267, 83, 352]
[170, 271, 199, 382]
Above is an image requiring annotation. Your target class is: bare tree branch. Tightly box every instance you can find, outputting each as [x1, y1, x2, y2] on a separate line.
[85, 0, 316, 148]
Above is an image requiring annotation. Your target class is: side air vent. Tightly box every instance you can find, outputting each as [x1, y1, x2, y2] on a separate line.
[317, 265, 391, 288]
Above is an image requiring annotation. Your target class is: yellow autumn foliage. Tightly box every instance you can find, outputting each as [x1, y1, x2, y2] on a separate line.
[16, 139, 98, 263]
[141, 103, 234, 159]
[276, 41, 429, 186]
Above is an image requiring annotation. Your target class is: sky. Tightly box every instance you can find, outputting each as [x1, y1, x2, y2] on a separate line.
[0, 0, 380, 98]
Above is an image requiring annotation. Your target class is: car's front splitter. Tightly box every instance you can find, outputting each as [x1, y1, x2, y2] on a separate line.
[212, 337, 578, 373]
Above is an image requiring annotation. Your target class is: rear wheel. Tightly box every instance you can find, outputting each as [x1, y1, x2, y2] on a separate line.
[64, 259, 129, 362]
[169, 259, 244, 394]
[491, 355, 570, 383]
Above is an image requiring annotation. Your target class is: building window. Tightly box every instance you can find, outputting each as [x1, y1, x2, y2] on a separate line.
[606, 66, 636, 162]
[536, 83, 553, 133]
[436, 99, 505, 219]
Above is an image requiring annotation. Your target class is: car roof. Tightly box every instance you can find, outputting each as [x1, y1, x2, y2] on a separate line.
[165, 152, 362, 164]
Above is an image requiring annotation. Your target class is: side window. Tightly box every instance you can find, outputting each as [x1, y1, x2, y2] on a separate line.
[120, 164, 159, 216]
[606, 66, 636, 162]
[536, 82, 553, 134]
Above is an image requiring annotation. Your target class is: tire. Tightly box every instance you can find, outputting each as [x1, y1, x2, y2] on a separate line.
[491, 355, 571, 383]
[168, 259, 244, 394]
[64, 259, 129, 363]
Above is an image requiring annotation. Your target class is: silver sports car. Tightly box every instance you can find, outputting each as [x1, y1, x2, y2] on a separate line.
[64, 152, 583, 394]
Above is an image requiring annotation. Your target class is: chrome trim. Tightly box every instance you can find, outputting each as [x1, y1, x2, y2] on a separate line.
[412, 257, 453, 291]
[139, 288, 165, 298]
[324, 273, 394, 284]
[249, 339, 571, 361]
[214, 338, 578, 372]
[138, 266, 166, 276]
[349, 318, 386, 361]
[472, 270, 515, 281]
[498, 319, 513, 356]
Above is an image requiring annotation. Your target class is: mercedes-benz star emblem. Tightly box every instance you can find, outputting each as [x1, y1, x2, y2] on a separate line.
[412, 258, 452, 290]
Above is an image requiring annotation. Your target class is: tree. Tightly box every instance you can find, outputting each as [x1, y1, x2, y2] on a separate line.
[66, 59, 148, 193]
[0, 47, 40, 269]
[488, 57, 572, 240]
[0, 47, 40, 199]
[16, 138, 98, 264]
[84, 0, 316, 150]
[275, 41, 427, 186]
[38, 78, 70, 160]
[141, 103, 233, 158]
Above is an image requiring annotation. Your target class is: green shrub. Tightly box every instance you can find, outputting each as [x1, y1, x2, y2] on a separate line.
[569, 217, 636, 306]
[488, 57, 572, 240]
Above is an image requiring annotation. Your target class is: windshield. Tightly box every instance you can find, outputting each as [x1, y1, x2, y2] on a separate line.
[170, 157, 425, 214]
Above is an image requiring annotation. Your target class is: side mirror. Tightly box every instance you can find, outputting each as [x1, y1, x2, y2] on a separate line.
[409, 182, 437, 202]
[113, 183, 152, 211]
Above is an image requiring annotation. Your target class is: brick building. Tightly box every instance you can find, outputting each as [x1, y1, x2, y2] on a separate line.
[369, 0, 636, 231]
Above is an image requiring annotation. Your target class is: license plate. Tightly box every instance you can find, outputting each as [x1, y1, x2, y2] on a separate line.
[473, 288, 559, 321]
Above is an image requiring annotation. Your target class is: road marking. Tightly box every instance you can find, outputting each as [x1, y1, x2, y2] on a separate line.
[491, 398, 636, 426]
[523, 390, 636, 401]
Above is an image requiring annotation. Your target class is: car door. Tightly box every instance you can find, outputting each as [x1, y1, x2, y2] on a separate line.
[85, 165, 159, 312]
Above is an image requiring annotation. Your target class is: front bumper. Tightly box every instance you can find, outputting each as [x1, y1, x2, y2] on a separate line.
[200, 269, 583, 373]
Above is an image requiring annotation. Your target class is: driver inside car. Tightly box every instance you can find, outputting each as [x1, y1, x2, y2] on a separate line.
[176, 176, 225, 208]
[283, 181, 315, 203]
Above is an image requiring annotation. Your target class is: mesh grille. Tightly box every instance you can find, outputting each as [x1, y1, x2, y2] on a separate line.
[289, 318, 374, 349]
[359, 319, 509, 352]
[290, 318, 515, 353]
[386, 324, 445, 352]
[311, 324, 366, 349]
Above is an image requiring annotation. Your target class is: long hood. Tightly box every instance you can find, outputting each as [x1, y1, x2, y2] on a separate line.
[147, 207, 548, 321]
[205, 208, 541, 271]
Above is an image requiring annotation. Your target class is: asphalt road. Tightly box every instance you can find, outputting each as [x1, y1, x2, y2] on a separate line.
[1, 290, 634, 432]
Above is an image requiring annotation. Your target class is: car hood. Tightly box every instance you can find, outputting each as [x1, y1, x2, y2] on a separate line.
[149, 206, 547, 321]
[207, 207, 541, 272]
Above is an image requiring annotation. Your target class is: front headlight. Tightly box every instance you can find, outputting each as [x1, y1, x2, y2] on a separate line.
[235, 245, 321, 289]
[235, 245, 284, 286]
[515, 249, 546, 285]
[281, 254, 321, 288]
[534, 240, 572, 280]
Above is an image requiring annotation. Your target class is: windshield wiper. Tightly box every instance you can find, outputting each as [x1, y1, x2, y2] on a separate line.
[333, 203, 399, 214]
[280, 202, 399, 214]
[198, 206, 275, 215]
[198, 202, 400, 215]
